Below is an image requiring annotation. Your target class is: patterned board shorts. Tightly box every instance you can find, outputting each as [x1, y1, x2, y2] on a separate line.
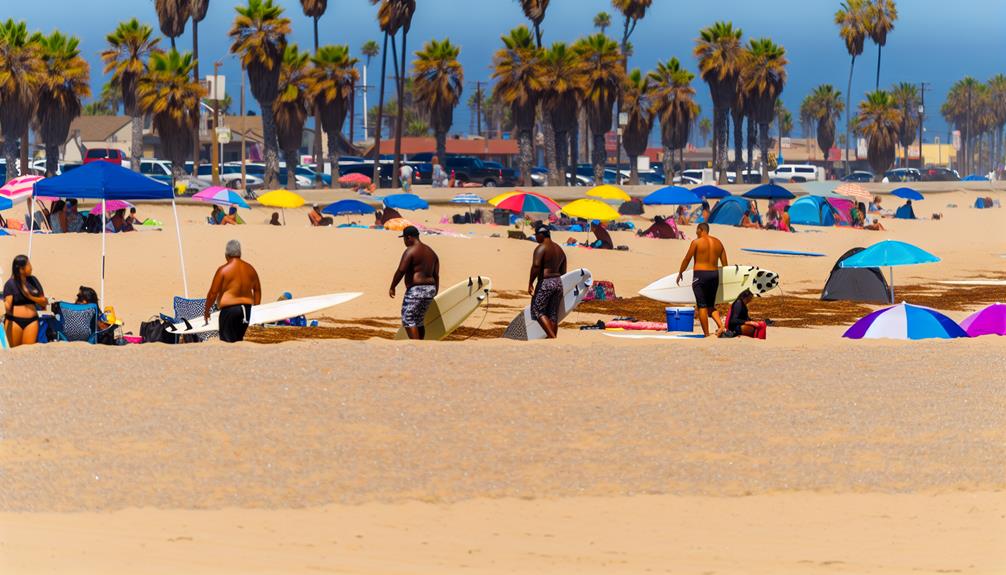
[530, 276, 563, 324]
[401, 285, 437, 327]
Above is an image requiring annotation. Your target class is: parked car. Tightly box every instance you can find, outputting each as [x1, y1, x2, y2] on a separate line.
[190, 163, 266, 189]
[140, 159, 174, 186]
[444, 156, 513, 187]
[883, 168, 921, 182]
[771, 164, 824, 183]
[339, 162, 395, 187]
[83, 147, 129, 168]
[482, 161, 520, 185]
[234, 163, 312, 187]
[921, 167, 960, 182]
[841, 171, 875, 182]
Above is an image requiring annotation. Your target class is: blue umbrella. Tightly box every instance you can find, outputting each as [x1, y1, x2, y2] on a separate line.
[743, 183, 795, 200]
[383, 193, 429, 210]
[891, 187, 924, 201]
[840, 240, 940, 303]
[322, 199, 376, 216]
[692, 184, 731, 199]
[642, 186, 702, 205]
[0, 196, 13, 211]
[843, 303, 968, 340]
[450, 193, 484, 205]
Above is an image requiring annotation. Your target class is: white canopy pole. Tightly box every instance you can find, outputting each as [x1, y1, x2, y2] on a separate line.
[101, 199, 107, 305]
[27, 196, 34, 257]
[171, 198, 189, 297]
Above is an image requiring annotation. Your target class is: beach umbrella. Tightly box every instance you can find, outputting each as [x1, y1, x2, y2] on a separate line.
[562, 198, 622, 221]
[843, 303, 968, 340]
[88, 200, 133, 215]
[383, 193, 429, 210]
[891, 187, 924, 201]
[643, 186, 702, 205]
[257, 189, 306, 225]
[451, 192, 484, 205]
[691, 184, 731, 199]
[743, 183, 795, 200]
[0, 196, 13, 211]
[338, 172, 371, 185]
[0, 175, 43, 202]
[839, 240, 940, 303]
[193, 186, 251, 209]
[960, 303, 1006, 337]
[835, 182, 872, 203]
[322, 199, 376, 216]
[494, 192, 561, 215]
[587, 184, 631, 202]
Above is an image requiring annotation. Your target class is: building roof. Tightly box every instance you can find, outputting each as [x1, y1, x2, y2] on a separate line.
[369, 136, 519, 157]
[66, 115, 132, 142]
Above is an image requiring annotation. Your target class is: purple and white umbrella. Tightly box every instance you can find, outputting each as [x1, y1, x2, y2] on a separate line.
[960, 303, 1006, 337]
[193, 186, 251, 209]
[843, 303, 968, 340]
[89, 200, 133, 215]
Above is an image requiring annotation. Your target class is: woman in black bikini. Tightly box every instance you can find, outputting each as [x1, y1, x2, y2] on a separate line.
[4, 255, 47, 347]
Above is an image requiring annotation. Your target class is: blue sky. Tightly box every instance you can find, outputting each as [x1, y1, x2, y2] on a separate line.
[17, 0, 1006, 141]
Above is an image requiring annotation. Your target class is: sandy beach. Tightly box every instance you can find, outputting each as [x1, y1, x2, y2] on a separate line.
[2, 183, 1005, 573]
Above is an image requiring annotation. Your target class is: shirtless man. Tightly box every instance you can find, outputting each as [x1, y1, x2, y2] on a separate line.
[389, 226, 439, 340]
[528, 226, 568, 339]
[677, 223, 728, 337]
[204, 240, 262, 343]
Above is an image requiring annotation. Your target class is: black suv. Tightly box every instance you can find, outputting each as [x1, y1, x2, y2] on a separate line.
[921, 167, 960, 182]
[408, 153, 515, 187]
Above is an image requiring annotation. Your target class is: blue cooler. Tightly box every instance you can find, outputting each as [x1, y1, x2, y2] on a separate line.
[665, 307, 695, 332]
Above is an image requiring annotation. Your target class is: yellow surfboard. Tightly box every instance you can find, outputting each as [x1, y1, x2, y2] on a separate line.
[394, 276, 492, 341]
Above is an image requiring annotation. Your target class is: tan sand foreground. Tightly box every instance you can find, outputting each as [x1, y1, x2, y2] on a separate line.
[1, 183, 1004, 573]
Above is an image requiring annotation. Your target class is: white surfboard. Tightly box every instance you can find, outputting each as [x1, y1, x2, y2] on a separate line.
[638, 265, 779, 305]
[170, 292, 363, 336]
[936, 280, 1006, 286]
[394, 276, 492, 340]
[601, 331, 705, 340]
[503, 268, 593, 340]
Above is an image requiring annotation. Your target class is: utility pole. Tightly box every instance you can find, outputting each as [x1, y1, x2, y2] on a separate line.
[211, 61, 221, 186]
[240, 70, 246, 191]
[475, 81, 482, 137]
[349, 77, 356, 147]
[918, 82, 929, 170]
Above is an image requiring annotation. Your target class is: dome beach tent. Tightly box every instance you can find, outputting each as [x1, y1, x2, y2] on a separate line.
[708, 196, 749, 226]
[32, 161, 188, 302]
[821, 248, 891, 303]
[789, 196, 839, 226]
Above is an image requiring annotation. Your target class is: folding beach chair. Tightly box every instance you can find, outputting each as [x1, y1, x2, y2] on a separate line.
[53, 302, 116, 344]
[167, 296, 218, 342]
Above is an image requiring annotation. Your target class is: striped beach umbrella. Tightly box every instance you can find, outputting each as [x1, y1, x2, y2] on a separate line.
[0, 175, 43, 202]
[193, 186, 251, 209]
[835, 182, 872, 203]
[450, 193, 484, 205]
[494, 192, 561, 215]
[843, 303, 968, 340]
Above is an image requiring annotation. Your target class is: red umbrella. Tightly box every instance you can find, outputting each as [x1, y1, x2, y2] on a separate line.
[338, 172, 371, 185]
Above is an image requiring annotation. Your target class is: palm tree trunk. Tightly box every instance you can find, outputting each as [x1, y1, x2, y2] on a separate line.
[192, 18, 201, 179]
[260, 101, 281, 188]
[592, 133, 605, 185]
[372, 32, 390, 187]
[629, 154, 639, 185]
[759, 121, 770, 182]
[45, 143, 59, 177]
[313, 15, 324, 188]
[845, 55, 856, 175]
[662, 145, 673, 184]
[20, 129, 30, 178]
[570, 124, 579, 179]
[746, 114, 755, 179]
[716, 109, 728, 185]
[435, 129, 447, 166]
[131, 112, 143, 173]
[875, 45, 882, 92]
[555, 129, 568, 186]
[392, 30, 408, 186]
[326, 128, 338, 186]
[543, 114, 559, 185]
[732, 108, 743, 181]
[3, 135, 19, 182]
[517, 128, 533, 187]
[283, 149, 299, 190]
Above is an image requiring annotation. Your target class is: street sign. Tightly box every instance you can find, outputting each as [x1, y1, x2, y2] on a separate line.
[952, 130, 961, 151]
[205, 75, 226, 101]
[216, 128, 232, 144]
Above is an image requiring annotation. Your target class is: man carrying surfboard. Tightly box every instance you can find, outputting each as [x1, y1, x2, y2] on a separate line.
[389, 226, 440, 340]
[528, 226, 568, 339]
[677, 223, 728, 337]
[204, 240, 262, 343]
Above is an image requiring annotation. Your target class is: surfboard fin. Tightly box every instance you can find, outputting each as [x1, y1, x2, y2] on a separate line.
[468, 277, 473, 287]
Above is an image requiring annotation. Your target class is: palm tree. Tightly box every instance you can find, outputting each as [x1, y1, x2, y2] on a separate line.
[649, 58, 696, 184]
[698, 117, 711, 147]
[229, 0, 291, 189]
[621, 69, 651, 185]
[731, 44, 751, 181]
[942, 77, 982, 174]
[102, 19, 161, 173]
[593, 12, 611, 35]
[612, 1, 652, 175]
[155, 0, 190, 49]
[575, 33, 625, 184]
[694, 21, 744, 184]
[273, 45, 310, 190]
[35, 31, 90, 177]
[307, 45, 359, 183]
[741, 38, 787, 181]
[987, 74, 1006, 176]
[855, 90, 902, 179]
[517, 0, 550, 48]
[835, 0, 868, 174]
[889, 82, 918, 167]
[492, 26, 544, 187]
[541, 42, 586, 186]
[0, 20, 44, 181]
[411, 39, 463, 165]
[371, 0, 416, 186]
[190, 0, 209, 177]
[867, 0, 897, 91]
[805, 84, 844, 160]
[137, 49, 205, 182]
[299, 0, 327, 186]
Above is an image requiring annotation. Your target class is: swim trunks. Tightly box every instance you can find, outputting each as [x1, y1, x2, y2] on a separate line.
[401, 285, 437, 327]
[531, 276, 563, 324]
[692, 270, 719, 310]
[219, 304, 252, 343]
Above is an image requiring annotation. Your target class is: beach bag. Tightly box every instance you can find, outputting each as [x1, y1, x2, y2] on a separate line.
[583, 281, 616, 302]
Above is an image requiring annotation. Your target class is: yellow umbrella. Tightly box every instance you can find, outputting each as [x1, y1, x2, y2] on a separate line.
[257, 189, 305, 225]
[586, 185, 631, 202]
[562, 198, 622, 221]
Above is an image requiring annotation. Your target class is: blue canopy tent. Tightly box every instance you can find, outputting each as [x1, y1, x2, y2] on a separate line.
[789, 196, 839, 226]
[708, 196, 749, 226]
[643, 186, 702, 205]
[32, 162, 186, 302]
[691, 185, 731, 199]
[743, 183, 795, 200]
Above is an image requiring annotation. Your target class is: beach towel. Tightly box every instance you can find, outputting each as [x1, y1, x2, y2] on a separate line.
[583, 281, 617, 302]
[605, 320, 667, 331]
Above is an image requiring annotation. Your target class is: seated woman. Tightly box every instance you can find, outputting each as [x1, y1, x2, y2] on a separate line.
[125, 207, 142, 227]
[674, 205, 691, 226]
[106, 209, 134, 233]
[48, 200, 67, 233]
[747, 201, 764, 227]
[864, 217, 885, 231]
[588, 221, 614, 249]
[269, 212, 282, 226]
[221, 206, 243, 225]
[209, 205, 225, 225]
[65, 199, 84, 233]
[739, 210, 762, 229]
[637, 215, 682, 239]
[75, 285, 111, 331]
[764, 207, 780, 230]
[727, 289, 767, 339]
